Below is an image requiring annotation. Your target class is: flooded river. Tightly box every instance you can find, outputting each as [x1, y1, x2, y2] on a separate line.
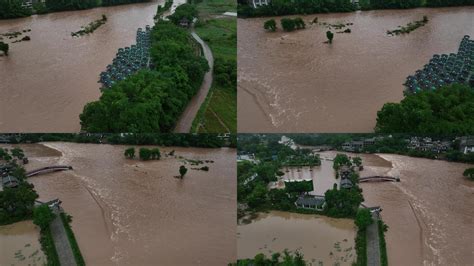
[318, 151, 473, 266]
[238, 7, 474, 132]
[237, 211, 356, 265]
[2, 142, 236, 265]
[0, 221, 46, 265]
[0, 0, 185, 132]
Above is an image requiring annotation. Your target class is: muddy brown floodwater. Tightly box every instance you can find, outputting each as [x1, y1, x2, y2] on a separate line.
[319, 151, 474, 266]
[2, 143, 236, 265]
[0, 221, 46, 265]
[0, 0, 186, 132]
[238, 7, 474, 132]
[238, 211, 356, 265]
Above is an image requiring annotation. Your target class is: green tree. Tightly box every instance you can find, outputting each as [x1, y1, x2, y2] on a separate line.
[326, 31, 334, 43]
[281, 18, 296, 32]
[355, 208, 373, 230]
[247, 182, 267, 209]
[167, 4, 197, 25]
[150, 148, 161, 160]
[139, 148, 152, 161]
[264, 19, 277, 32]
[375, 84, 474, 134]
[333, 154, 351, 170]
[179, 165, 188, 178]
[124, 147, 135, 159]
[33, 205, 55, 230]
[0, 42, 9, 56]
[463, 168, 474, 181]
[11, 148, 25, 160]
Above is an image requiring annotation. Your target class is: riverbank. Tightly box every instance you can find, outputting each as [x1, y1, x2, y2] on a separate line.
[0, 0, 153, 20]
[187, 0, 237, 133]
[237, 2, 474, 18]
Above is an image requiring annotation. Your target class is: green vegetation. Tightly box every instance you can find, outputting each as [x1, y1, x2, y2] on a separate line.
[7, 133, 230, 148]
[139, 147, 161, 161]
[324, 184, 364, 217]
[124, 147, 136, 159]
[0, 0, 32, 19]
[60, 213, 85, 266]
[376, 84, 474, 135]
[235, 250, 307, 265]
[378, 220, 389, 266]
[168, 3, 198, 25]
[192, 0, 237, 133]
[354, 225, 367, 266]
[387, 16, 428, 35]
[326, 30, 334, 43]
[238, 0, 356, 18]
[80, 21, 209, 132]
[155, 0, 173, 19]
[33, 205, 60, 265]
[333, 154, 351, 171]
[179, 165, 188, 178]
[463, 168, 474, 181]
[0, 174, 38, 225]
[264, 19, 277, 31]
[353, 208, 373, 266]
[33, 205, 55, 230]
[71, 15, 107, 37]
[0, 41, 9, 55]
[39, 226, 60, 266]
[280, 17, 305, 32]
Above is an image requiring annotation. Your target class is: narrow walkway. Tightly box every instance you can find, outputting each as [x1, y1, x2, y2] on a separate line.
[50, 208, 77, 266]
[367, 212, 381, 266]
[173, 30, 214, 133]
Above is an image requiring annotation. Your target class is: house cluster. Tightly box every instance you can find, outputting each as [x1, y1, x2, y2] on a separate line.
[295, 195, 326, 211]
[341, 137, 379, 152]
[237, 153, 257, 163]
[407, 137, 452, 153]
[339, 165, 354, 189]
[21, 0, 45, 8]
[459, 136, 474, 154]
[1, 164, 19, 190]
[244, 0, 271, 8]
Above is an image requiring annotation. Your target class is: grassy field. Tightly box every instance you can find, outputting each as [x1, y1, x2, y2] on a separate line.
[192, 0, 237, 133]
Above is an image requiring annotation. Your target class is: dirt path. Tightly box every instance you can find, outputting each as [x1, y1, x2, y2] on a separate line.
[50, 209, 77, 266]
[173, 30, 214, 133]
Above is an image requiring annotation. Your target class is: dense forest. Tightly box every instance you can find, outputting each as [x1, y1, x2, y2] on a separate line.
[3, 133, 234, 148]
[0, 0, 32, 19]
[238, 0, 474, 17]
[0, 0, 152, 19]
[80, 20, 209, 132]
[375, 84, 474, 135]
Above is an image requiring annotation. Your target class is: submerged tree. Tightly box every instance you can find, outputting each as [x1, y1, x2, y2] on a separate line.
[179, 165, 188, 178]
[264, 19, 277, 32]
[463, 168, 474, 181]
[124, 147, 135, 159]
[326, 31, 334, 43]
[33, 205, 55, 230]
[0, 42, 9, 56]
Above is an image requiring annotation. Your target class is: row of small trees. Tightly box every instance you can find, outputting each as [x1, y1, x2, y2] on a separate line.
[124, 147, 161, 161]
[264, 18, 305, 32]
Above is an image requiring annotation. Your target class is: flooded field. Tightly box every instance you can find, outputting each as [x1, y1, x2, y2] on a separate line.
[2, 142, 236, 265]
[0, 0, 186, 132]
[237, 211, 356, 265]
[281, 159, 338, 195]
[317, 151, 473, 266]
[238, 7, 474, 132]
[0, 221, 46, 266]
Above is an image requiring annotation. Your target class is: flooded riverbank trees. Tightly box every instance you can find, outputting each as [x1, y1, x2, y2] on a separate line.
[238, 0, 355, 17]
[80, 21, 209, 132]
[375, 84, 474, 135]
[0, 0, 31, 19]
[0, 41, 9, 56]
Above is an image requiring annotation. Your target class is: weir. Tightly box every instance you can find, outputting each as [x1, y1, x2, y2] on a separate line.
[359, 176, 400, 183]
[26, 166, 73, 177]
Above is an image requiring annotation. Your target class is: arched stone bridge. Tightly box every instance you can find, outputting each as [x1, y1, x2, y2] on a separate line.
[26, 166, 73, 177]
[359, 176, 400, 183]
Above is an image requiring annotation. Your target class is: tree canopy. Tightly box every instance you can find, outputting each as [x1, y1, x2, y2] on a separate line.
[80, 21, 209, 132]
[375, 84, 474, 134]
